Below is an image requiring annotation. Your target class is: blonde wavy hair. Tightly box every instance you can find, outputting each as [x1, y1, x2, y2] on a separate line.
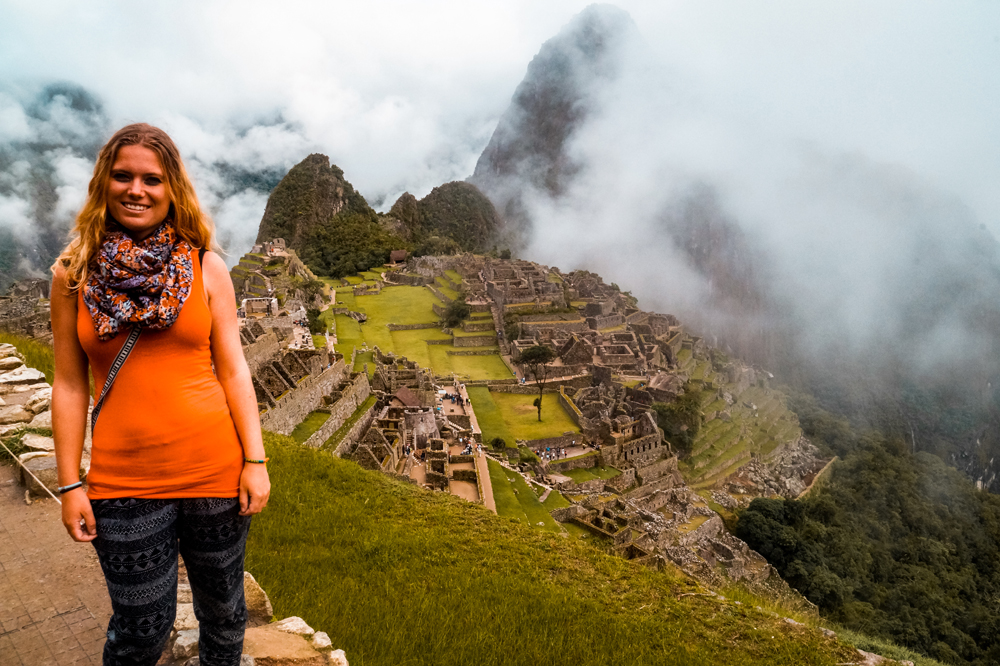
[55, 123, 216, 291]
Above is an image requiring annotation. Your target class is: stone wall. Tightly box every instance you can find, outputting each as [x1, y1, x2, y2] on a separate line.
[546, 451, 600, 473]
[333, 401, 381, 458]
[528, 433, 582, 452]
[520, 320, 589, 335]
[462, 320, 494, 332]
[386, 322, 439, 331]
[453, 334, 497, 347]
[303, 373, 372, 448]
[588, 314, 624, 330]
[259, 361, 349, 435]
[559, 387, 583, 427]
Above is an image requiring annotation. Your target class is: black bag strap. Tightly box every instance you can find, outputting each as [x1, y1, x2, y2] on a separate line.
[90, 325, 142, 436]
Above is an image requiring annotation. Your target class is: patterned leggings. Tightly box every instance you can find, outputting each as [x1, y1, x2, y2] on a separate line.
[90, 498, 251, 666]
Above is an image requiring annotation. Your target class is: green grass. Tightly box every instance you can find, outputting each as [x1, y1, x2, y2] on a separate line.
[496, 462, 565, 532]
[0, 332, 54, 384]
[542, 490, 571, 510]
[435, 276, 460, 300]
[562, 465, 621, 483]
[290, 411, 331, 444]
[322, 272, 512, 381]
[321, 395, 377, 451]
[487, 458, 527, 523]
[467, 386, 515, 447]
[312, 335, 327, 349]
[246, 433, 865, 666]
[489, 391, 580, 442]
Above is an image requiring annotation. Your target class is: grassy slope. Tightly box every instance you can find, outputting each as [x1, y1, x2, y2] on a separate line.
[489, 391, 580, 441]
[246, 433, 861, 666]
[466, 386, 515, 447]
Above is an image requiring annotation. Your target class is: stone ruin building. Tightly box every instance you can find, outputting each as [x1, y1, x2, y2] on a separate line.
[0, 278, 52, 343]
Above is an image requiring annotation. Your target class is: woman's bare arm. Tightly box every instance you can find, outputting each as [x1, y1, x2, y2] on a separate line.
[50, 264, 98, 541]
[202, 251, 270, 515]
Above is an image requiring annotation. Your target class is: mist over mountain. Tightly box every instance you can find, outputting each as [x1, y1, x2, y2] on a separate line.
[474, 4, 1000, 489]
[0, 83, 317, 287]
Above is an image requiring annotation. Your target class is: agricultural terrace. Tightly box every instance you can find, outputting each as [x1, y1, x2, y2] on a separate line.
[320, 271, 513, 381]
[245, 433, 864, 666]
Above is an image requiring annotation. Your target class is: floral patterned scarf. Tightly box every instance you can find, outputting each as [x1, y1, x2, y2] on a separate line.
[83, 222, 194, 341]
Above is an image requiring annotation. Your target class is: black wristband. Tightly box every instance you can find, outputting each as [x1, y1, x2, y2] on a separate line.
[58, 482, 83, 494]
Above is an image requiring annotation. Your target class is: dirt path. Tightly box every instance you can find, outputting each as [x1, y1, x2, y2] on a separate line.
[0, 464, 111, 666]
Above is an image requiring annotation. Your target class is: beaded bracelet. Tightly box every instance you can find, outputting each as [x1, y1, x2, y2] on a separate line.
[58, 481, 83, 494]
[244, 458, 269, 464]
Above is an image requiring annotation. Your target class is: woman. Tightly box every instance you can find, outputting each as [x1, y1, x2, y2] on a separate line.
[51, 123, 270, 666]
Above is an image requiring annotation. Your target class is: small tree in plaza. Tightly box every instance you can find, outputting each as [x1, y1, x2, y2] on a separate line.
[520, 345, 556, 422]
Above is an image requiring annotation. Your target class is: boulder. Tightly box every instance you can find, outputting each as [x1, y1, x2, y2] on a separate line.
[243, 625, 326, 666]
[310, 632, 331, 651]
[21, 433, 54, 452]
[26, 388, 52, 414]
[0, 367, 46, 389]
[0, 357, 24, 372]
[0, 344, 19, 359]
[0, 405, 34, 425]
[245, 571, 274, 622]
[18, 453, 59, 496]
[328, 649, 349, 666]
[173, 629, 199, 660]
[273, 616, 314, 637]
[28, 410, 52, 430]
[174, 603, 199, 631]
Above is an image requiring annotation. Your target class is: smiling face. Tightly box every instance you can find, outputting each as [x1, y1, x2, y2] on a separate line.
[106, 144, 172, 242]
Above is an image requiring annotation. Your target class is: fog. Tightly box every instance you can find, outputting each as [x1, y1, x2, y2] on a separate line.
[1, 0, 998, 325]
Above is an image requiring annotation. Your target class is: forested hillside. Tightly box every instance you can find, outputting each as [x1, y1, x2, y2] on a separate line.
[737, 395, 1000, 665]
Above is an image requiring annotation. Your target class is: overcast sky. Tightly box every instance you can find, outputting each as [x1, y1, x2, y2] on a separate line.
[1, 0, 999, 250]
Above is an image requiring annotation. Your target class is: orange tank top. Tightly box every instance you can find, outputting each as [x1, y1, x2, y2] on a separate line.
[78, 248, 244, 499]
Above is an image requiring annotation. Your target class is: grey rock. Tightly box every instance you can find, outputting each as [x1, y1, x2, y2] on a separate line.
[0, 356, 24, 372]
[273, 616, 314, 637]
[173, 629, 199, 660]
[0, 344, 19, 359]
[21, 433, 54, 452]
[0, 367, 46, 388]
[28, 410, 52, 430]
[26, 388, 51, 414]
[311, 631, 332, 650]
[18, 453, 58, 496]
[174, 603, 199, 631]
[328, 649, 349, 666]
[244, 571, 273, 621]
[0, 404, 34, 425]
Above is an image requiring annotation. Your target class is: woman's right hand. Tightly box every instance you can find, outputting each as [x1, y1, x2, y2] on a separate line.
[61, 487, 97, 542]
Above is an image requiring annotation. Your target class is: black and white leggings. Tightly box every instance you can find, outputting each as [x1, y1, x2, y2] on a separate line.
[90, 497, 251, 666]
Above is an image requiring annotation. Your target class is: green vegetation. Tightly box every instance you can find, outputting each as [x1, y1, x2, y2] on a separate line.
[0, 332, 54, 384]
[390, 181, 501, 253]
[736, 396, 1000, 665]
[290, 411, 331, 444]
[562, 465, 621, 483]
[246, 432, 864, 666]
[652, 382, 703, 455]
[467, 387, 515, 448]
[441, 298, 471, 328]
[488, 391, 580, 441]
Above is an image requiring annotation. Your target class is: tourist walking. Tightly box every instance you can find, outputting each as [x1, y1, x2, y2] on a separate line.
[51, 123, 270, 666]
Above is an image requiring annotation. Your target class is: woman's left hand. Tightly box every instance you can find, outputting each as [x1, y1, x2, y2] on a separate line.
[239, 463, 271, 515]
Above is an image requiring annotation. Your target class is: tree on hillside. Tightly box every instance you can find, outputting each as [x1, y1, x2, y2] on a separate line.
[520, 345, 556, 421]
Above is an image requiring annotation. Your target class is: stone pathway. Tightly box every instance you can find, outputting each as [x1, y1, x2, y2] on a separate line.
[0, 465, 111, 666]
